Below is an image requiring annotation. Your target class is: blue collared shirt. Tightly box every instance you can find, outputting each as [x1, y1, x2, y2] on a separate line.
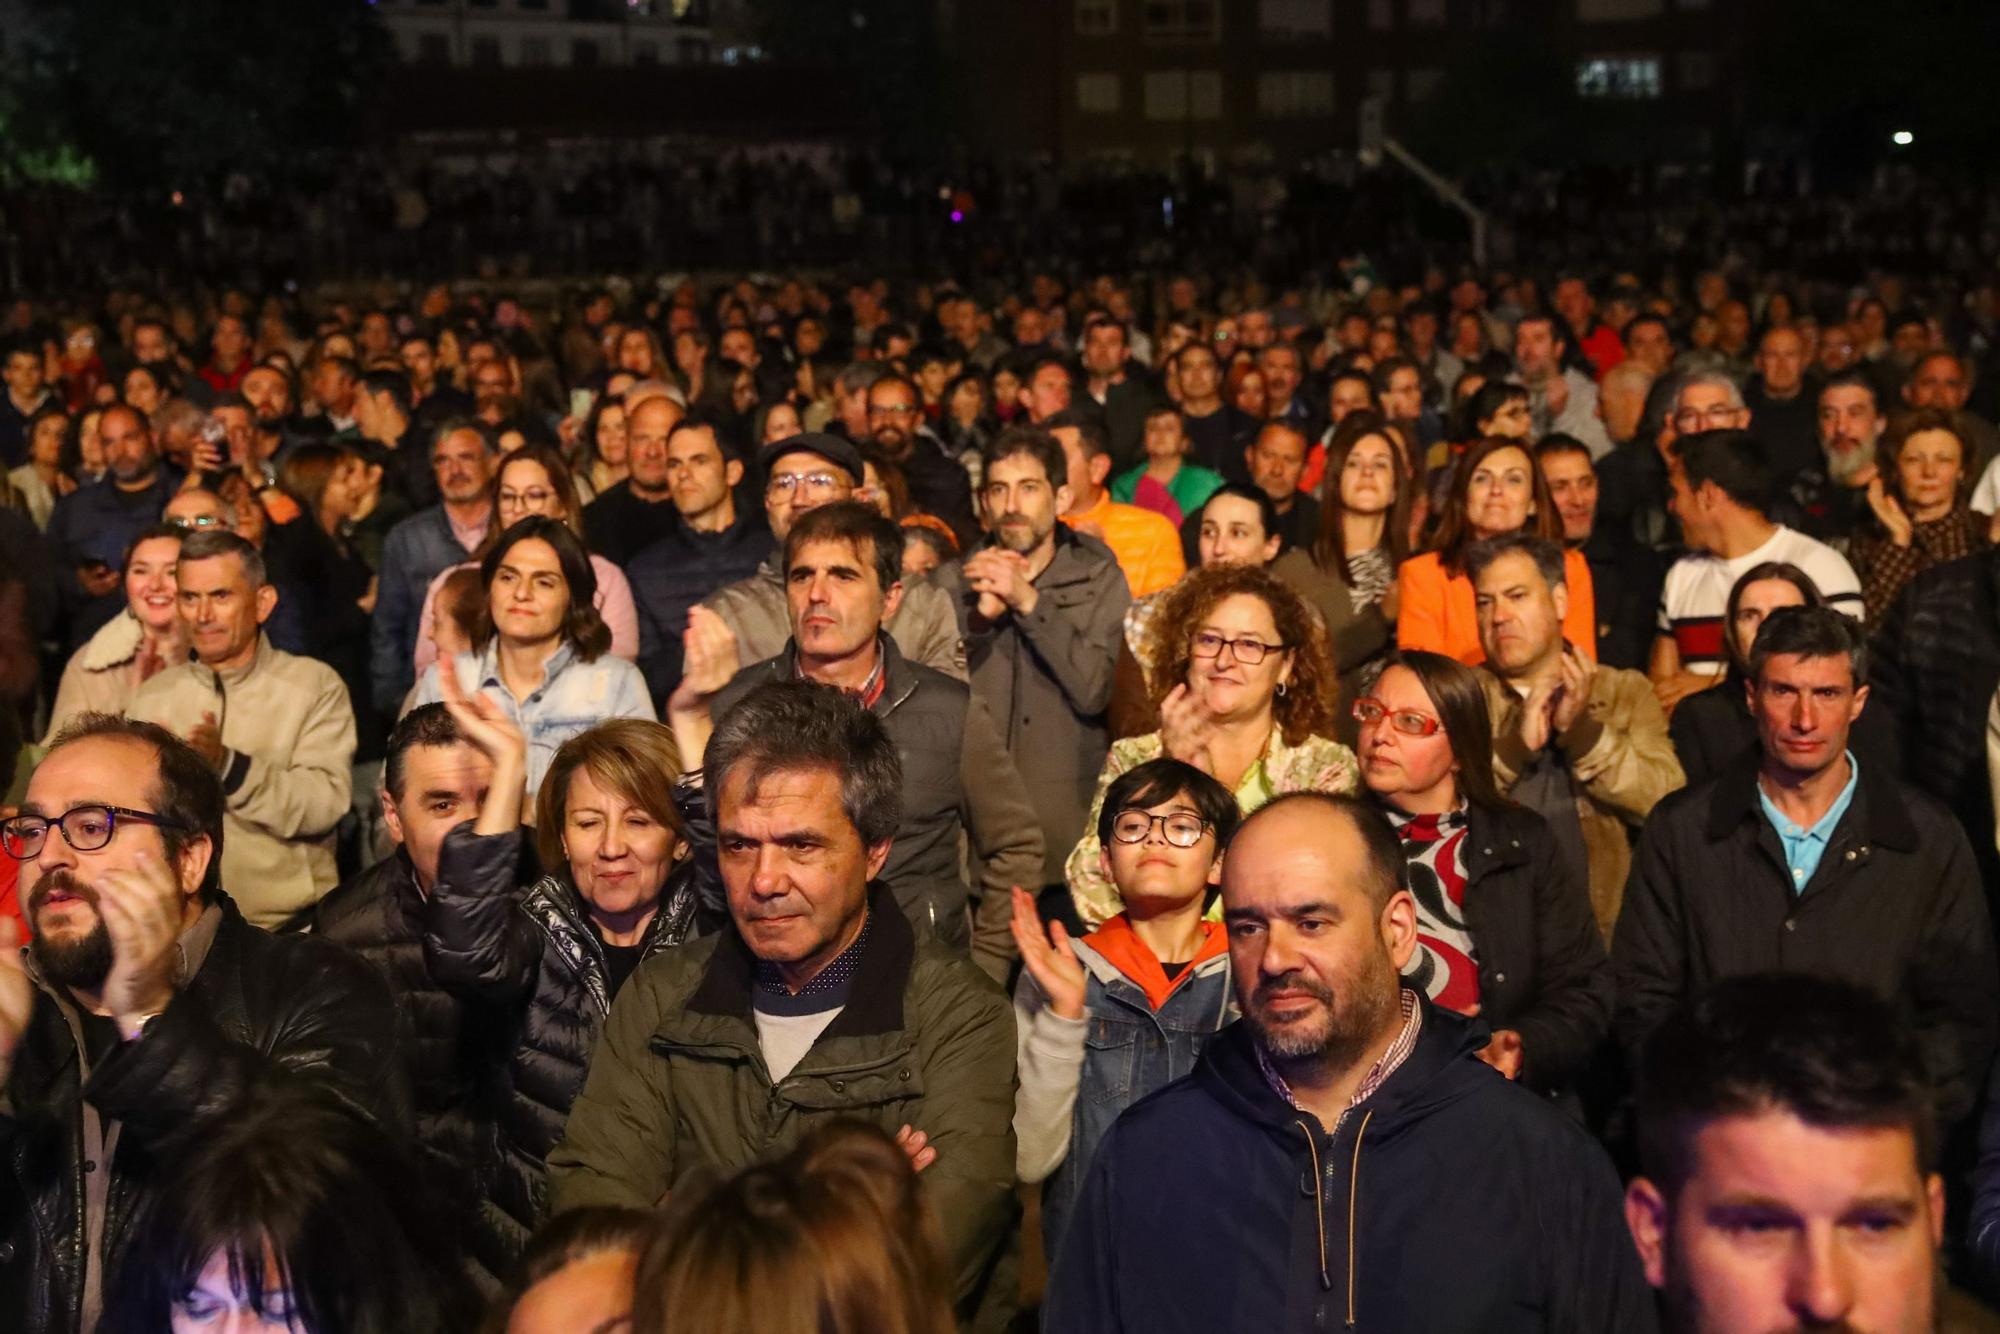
[1758, 751, 1860, 894]
[413, 638, 655, 799]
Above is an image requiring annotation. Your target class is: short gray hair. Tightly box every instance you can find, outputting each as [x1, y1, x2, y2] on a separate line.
[176, 528, 266, 589]
[704, 681, 902, 846]
[1671, 369, 1746, 411]
[1464, 532, 1566, 591]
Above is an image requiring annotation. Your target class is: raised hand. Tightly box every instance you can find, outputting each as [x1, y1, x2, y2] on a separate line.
[1865, 475, 1914, 548]
[1157, 683, 1217, 772]
[438, 657, 527, 767]
[93, 848, 188, 1037]
[1518, 675, 1559, 753]
[1548, 644, 1597, 737]
[1008, 885, 1086, 1020]
[963, 548, 1038, 618]
[669, 606, 740, 715]
[185, 711, 226, 769]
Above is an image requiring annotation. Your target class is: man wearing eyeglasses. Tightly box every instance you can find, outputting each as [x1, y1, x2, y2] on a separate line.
[1469, 533, 1683, 938]
[0, 713, 403, 1334]
[696, 432, 965, 692]
[935, 425, 1130, 907]
[865, 373, 978, 549]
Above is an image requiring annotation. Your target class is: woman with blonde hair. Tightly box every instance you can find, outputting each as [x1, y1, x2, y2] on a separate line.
[1068, 563, 1358, 924]
[632, 1120, 955, 1334]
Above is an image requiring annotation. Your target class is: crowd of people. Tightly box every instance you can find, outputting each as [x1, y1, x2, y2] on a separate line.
[4, 247, 2000, 1332]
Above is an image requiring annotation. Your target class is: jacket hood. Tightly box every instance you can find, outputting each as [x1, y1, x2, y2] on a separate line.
[1193, 1001, 1494, 1144]
[1081, 914, 1229, 1010]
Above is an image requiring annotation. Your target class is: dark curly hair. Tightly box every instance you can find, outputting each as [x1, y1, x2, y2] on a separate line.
[1144, 564, 1337, 747]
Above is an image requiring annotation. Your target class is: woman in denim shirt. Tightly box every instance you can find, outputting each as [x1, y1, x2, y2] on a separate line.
[412, 515, 654, 801]
[1012, 757, 1241, 1261]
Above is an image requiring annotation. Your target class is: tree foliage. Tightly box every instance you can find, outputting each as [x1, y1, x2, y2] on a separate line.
[6, 0, 392, 192]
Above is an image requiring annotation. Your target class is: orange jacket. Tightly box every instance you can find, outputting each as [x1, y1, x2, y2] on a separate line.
[1395, 546, 1599, 665]
[1063, 492, 1187, 598]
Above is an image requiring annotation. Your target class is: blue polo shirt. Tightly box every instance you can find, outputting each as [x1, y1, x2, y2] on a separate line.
[1758, 752, 1860, 894]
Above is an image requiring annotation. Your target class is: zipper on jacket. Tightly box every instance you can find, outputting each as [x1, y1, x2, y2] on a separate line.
[1294, 1120, 1332, 1292]
[1345, 1108, 1373, 1327]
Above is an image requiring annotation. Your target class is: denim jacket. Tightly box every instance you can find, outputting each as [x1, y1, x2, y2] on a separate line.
[1013, 920, 1234, 1260]
[412, 639, 655, 798]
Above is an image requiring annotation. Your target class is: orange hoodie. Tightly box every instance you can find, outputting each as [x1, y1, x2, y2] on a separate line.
[1082, 913, 1231, 1011]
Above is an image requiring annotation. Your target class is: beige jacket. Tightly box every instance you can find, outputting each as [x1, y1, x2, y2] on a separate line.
[45, 611, 157, 744]
[1479, 666, 1684, 940]
[126, 636, 356, 927]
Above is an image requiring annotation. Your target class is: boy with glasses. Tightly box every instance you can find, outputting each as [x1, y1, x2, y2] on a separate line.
[1011, 756, 1239, 1260]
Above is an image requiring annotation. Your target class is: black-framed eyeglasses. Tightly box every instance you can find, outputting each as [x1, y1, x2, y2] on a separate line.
[0, 805, 187, 860]
[1109, 810, 1212, 848]
[1190, 631, 1287, 665]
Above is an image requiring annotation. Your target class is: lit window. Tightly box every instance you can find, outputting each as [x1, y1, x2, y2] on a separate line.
[1257, 70, 1335, 117]
[1406, 66, 1444, 101]
[1143, 0, 1219, 40]
[1077, 0, 1118, 35]
[1258, 0, 1330, 36]
[1143, 69, 1222, 119]
[1575, 0, 1663, 17]
[1077, 72, 1121, 113]
[1575, 55, 1662, 98]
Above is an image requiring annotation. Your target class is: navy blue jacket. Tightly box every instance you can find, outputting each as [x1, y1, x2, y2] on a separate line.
[1044, 1010, 1656, 1334]
[629, 509, 773, 701]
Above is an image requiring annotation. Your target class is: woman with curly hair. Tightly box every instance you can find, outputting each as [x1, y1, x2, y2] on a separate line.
[1067, 563, 1359, 925]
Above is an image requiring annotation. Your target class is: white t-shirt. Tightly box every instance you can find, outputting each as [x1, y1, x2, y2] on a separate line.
[1656, 525, 1863, 676]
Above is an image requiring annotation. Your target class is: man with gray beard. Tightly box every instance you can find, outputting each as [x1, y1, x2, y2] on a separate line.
[1783, 370, 1887, 546]
[1045, 794, 1654, 1333]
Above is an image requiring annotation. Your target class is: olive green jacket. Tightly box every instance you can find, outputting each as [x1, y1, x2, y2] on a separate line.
[546, 890, 1019, 1329]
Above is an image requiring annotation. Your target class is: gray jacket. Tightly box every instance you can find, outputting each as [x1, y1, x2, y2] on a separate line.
[703, 556, 967, 680]
[935, 529, 1131, 885]
[712, 636, 1043, 982]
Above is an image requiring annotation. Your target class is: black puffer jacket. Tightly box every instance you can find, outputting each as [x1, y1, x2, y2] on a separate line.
[314, 847, 534, 1288]
[0, 894, 407, 1334]
[422, 823, 707, 1281]
[1869, 547, 2000, 882]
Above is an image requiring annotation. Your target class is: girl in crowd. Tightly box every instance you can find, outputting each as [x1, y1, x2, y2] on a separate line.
[1272, 411, 1407, 697]
[102, 1082, 479, 1334]
[425, 695, 704, 1279]
[1852, 407, 1986, 623]
[755, 397, 803, 445]
[1110, 405, 1224, 528]
[411, 516, 653, 800]
[43, 523, 185, 740]
[1069, 563, 1357, 925]
[1397, 434, 1596, 666]
[413, 445, 639, 679]
[632, 1121, 955, 1334]
[278, 441, 389, 767]
[1354, 651, 1612, 1095]
[1665, 562, 1899, 786]
[940, 371, 997, 463]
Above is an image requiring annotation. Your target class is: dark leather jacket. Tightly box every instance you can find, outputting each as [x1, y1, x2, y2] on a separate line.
[0, 894, 406, 1334]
